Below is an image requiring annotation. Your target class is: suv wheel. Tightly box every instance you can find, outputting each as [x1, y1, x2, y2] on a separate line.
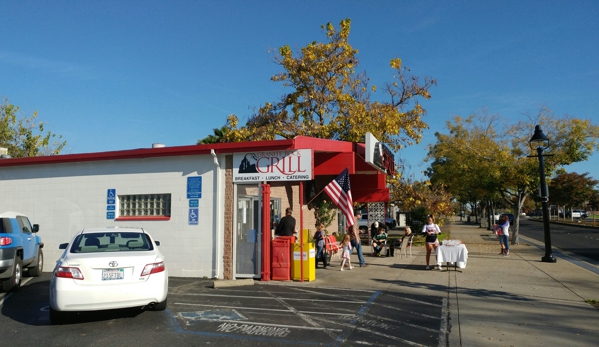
[1, 255, 22, 292]
[28, 249, 44, 277]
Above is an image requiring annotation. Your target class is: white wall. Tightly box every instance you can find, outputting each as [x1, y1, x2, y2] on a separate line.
[0, 154, 222, 278]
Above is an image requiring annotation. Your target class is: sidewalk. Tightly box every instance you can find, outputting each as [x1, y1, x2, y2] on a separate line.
[283, 220, 599, 346]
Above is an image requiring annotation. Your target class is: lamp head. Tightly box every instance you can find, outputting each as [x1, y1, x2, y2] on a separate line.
[529, 125, 550, 150]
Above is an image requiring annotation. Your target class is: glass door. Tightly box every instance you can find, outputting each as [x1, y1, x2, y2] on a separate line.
[235, 185, 261, 278]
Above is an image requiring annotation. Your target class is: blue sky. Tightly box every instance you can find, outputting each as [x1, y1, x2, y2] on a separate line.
[2, 1, 598, 180]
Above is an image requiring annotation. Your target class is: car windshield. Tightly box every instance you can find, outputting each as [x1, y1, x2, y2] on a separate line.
[69, 232, 154, 253]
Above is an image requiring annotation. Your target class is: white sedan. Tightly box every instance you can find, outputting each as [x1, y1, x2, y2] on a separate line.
[49, 227, 168, 323]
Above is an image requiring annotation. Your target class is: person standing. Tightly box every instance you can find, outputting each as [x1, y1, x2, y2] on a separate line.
[348, 211, 366, 267]
[422, 215, 442, 270]
[495, 215, 510, 256]
[339, 234, 353, 271]
[275, 207, 296, 237]
[313, 223, 328, 268]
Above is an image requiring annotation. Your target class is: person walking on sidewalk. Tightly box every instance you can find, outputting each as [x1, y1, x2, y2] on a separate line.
[339, 234, 353, 271]
[314, 223, 328, 268]
[495, 214, 510, 256]
[348, 211, 366, 267]
[422, 215, 442, 270]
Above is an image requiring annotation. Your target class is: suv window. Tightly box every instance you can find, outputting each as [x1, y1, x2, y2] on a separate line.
[16, 216, 33, 233]
[0, 218, 14, 233]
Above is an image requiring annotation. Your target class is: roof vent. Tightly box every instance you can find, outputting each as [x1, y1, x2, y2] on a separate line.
[152, 143, 166, 148]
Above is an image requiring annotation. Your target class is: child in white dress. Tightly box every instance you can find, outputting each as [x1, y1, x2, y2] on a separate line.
[340, 234, 353, 271]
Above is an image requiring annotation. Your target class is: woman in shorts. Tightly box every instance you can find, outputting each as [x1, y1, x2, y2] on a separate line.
[421, 215, 442, 270]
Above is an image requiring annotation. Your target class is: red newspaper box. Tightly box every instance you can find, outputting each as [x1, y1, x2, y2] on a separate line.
[271, 236, 294, 280]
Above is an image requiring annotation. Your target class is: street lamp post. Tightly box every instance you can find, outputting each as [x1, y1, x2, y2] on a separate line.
[529, 125, 556, 263]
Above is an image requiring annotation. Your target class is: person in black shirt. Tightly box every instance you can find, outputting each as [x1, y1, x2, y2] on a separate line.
[275, 208, 296, 237]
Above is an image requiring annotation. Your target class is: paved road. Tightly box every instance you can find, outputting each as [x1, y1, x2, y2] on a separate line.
[517, 219, 599, 261]
[1, 274, 448, 347]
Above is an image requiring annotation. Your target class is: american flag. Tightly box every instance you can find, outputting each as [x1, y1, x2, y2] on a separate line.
[324, 168, 354, 227]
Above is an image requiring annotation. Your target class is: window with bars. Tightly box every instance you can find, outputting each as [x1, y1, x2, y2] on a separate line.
[119, 194, 171, 217]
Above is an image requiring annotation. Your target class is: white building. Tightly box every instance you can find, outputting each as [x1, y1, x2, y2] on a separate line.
[0, 136, 392, 280]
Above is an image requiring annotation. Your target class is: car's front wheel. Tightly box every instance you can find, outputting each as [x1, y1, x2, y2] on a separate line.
[28, 249, 43, 277]
[1, 255, 22, 292]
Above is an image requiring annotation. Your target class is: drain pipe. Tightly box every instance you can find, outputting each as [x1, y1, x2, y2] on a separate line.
[211, 149, 222, 279]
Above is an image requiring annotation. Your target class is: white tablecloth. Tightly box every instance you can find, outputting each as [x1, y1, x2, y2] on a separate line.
[436, 244, 468, 268]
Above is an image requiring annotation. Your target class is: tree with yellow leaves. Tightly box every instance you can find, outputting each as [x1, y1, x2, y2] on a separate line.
[223, 19, 436, 152]
[427, 107, 599, 244]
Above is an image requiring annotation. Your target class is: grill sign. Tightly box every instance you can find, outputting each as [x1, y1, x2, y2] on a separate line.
[233, 149, 313, 182]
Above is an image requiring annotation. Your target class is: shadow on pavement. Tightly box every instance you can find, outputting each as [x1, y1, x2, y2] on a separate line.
[1, 279, 147, 326]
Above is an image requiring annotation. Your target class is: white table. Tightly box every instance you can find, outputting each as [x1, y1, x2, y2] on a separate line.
[436, 244, 468, 269]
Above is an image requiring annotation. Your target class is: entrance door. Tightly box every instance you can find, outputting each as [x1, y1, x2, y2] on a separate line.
[235, 185, 261, 278]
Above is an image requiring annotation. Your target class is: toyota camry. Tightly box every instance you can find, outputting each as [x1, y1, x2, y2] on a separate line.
[49, 227, 168, 322]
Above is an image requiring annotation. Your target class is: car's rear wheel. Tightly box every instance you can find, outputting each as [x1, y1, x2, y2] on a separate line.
[152, 297, 167, 311]
[1, 255, 22, 292]
[28, 249, 43, 277]
[49, 308, 67, 324]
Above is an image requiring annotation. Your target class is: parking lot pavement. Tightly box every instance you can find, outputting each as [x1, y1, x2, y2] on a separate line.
[167, 278, 448, 346]
[1, 275, 447, 346]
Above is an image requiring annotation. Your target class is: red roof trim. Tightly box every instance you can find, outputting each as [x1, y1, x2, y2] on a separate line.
[0, 137, 353, 168]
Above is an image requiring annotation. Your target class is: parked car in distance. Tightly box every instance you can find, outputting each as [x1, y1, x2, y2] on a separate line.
[49, 227, 168, 323]
[565, 210, 588, 219]
[0, 211, 44, 292]
[500, 213, 515, 224]
[360, 213, 396, 230]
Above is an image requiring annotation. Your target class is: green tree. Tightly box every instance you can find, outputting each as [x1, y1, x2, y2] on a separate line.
[549, 172, 599, 220]
[197, 125, 230, 144]
[223, 19, 436, 152]
[427, 107, 599, 244]
[0, 98, 66, 157]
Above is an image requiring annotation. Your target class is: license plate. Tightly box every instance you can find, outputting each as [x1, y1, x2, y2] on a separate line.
[102, 268, 124, 281]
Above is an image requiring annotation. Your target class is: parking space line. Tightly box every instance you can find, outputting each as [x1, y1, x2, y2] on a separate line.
[334, 290, 382, 344]
[384, 292, 445, 308]
[175, 302, 357, 318]
[370, 302, 441, 319]
[164, 309, 328, 346]
[178, 314, 343, 332]
[315, 315, 428, 347]
[266, 287, 338, 339]
[361, 311, 440, 333]
[0, 278, 34, 306]
[175, 292, 364, 304]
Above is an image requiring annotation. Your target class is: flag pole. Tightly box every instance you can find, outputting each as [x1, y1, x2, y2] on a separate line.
[303, 167, 351, 209]
[303, 189, 325, 208]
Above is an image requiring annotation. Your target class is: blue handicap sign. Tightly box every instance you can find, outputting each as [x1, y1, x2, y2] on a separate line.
[188, 208, 199, 225]
[187, 177, 202, 199]
[107, 205, 116, 211]
[107, 212, 115, 219]
[189, 199, 199, 208]
[107, 189, 116, 205]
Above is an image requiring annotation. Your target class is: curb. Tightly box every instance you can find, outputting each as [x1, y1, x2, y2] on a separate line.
[212, 278, 255, 289]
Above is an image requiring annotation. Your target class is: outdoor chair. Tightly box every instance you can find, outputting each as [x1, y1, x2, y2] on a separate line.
[325, 235, 341, 261]
[394, 233, 415, 259]
[402, 233, 415, 258]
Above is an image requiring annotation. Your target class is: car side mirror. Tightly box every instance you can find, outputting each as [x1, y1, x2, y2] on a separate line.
[154, 241, 161, 246]
[32, 224, 40, 233]
[59, 243, 68, 249]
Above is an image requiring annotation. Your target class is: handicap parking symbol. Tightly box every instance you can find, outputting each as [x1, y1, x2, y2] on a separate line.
[189, 208, 199, 225]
